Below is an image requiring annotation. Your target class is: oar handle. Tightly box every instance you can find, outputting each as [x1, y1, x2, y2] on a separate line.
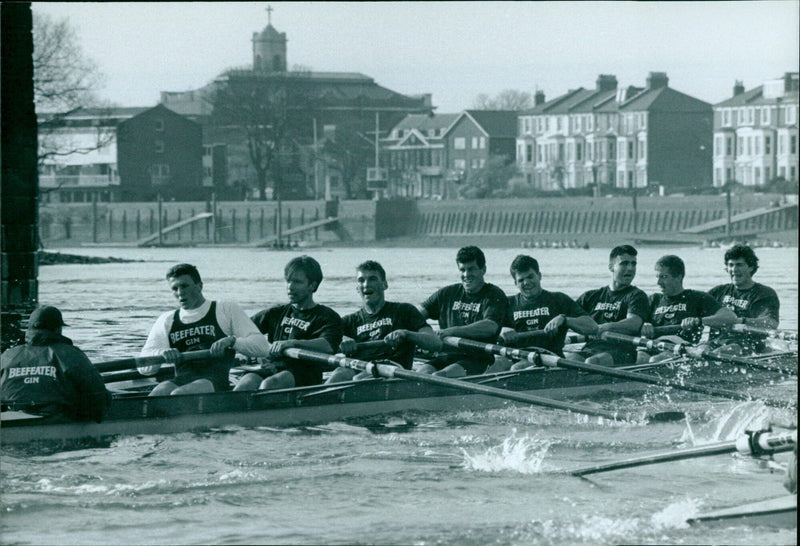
[283, 346, 623, 420]
[94, 350, 214, 374]
[442, 336, 789, 408]
[736, 429, 797, 456]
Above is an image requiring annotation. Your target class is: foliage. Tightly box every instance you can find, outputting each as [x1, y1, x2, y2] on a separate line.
[472, 89, 534, 111]
[458, 155, 518, 198]
[211, 72, 316, 200]
[321, 127, 374, 199]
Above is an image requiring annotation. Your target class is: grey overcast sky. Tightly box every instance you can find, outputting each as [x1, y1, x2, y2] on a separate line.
[32, 1, 799, 113]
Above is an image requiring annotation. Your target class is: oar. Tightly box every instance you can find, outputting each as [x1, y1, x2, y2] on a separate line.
[731, 323, 798, 342]
[94, 350, 214, 374]
[281, 347, 625, 420]
[570, 429, 797, 476]
[564, 325, 684, 345]
[599, 331, 797, 376]
[441, 336, 789, 408]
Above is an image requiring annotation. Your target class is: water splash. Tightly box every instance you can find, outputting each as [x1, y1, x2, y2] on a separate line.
[460, 430, 552, 473]
[650, 497, 703, 530]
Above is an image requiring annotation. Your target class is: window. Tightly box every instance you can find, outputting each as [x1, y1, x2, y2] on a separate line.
[479, 159, 485, 167]
[575, 116, 582, 132]
[479, 137, 486, 149]
[454, 137, 465, 150]
[454, 159, 466, 169]
[722, 109, 731, 126]
[715, 136, 723, 157]
[556, 117, 562, 131]
[765, 136, 771, 155]
[792, 135, 797, 155]
[155, 140, 165, 153]
[638, 139, 645, 159]
[471, 158, 480, 168]
[527, 144, 533, 163]
[762, 107, 771, 125]
[576, 143, 582, 161]
[471, 137, 478, 148]
[737, 109, 745, 124]
[154, 118, 164, 132]
[787, 106, 798, 124]
[754, 167, 761, 185]
[747, 108, 754, 124]
[726, 137, 732, 156]
[628, 141, 634, 159]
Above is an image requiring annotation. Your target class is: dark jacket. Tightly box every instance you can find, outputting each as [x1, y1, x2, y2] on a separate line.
[1, 330, 110, 422]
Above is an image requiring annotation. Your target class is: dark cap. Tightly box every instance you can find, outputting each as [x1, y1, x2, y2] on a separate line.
[28, 306, 67, 330]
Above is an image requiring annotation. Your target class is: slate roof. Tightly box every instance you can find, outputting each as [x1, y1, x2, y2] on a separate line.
[390, 113, 459, 132]
[463, 110, 519, 137]
[619, 86, 711, 112]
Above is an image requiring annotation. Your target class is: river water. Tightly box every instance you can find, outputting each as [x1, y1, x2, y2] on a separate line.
[1, 245, 797, 545]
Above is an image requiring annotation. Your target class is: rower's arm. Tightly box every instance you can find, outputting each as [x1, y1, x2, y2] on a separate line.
[701, 306, 737, 329]
[439, 319, 500, 340]
[388, 325, 442, 353]
[597, 314, 643, 336]
[565, 315, 598, 336]
[739, 314, 779, 330]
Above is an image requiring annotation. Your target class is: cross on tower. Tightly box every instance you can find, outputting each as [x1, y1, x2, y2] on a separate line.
[266, 5, 273, 25]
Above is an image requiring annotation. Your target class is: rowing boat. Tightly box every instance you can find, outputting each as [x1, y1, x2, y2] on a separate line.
[688, 495, 797, 528]
[2, 358, 684, 446]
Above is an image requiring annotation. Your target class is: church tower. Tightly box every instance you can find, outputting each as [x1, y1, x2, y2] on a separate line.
[252, 5, 287, 73]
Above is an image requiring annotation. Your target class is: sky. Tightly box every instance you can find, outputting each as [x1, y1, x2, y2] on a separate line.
[32, 1, 800, 113]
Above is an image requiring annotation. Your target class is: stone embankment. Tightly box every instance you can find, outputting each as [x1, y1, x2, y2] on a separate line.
[38, 194, 797, 249]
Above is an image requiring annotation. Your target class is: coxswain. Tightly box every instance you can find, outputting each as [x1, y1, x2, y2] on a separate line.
[1, 305, 110, 422]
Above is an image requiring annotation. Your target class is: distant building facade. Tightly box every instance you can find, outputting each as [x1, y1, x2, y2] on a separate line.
[38, 107, 147, 203]
[116, 104, 204, 201]
[713, 72, 799, 187]
[383, 113, 459, 198]
[517, 72, 713, 193]
[442, 110, 518, 195]
[158, 18, 433, 200]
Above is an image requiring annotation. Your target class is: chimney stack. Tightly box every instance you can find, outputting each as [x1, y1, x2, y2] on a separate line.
[646, 72, 669, 89]
[534, 90, 546, 105]
[733, 80, 745, 96]
[596, 74, 618, 92]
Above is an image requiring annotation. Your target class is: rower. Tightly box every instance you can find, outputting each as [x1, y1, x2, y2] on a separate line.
[234, 256, 343, 391]
[573, 245, 649, 366]
[327, 260, 442, 383]
[140, 263, 270, 395]
[418, 246, 508, 377]
[708, 244, 780, 354]
[1, 305, 110, 422]
[494, 254, 598, 371]
[637, 255, 737, 363]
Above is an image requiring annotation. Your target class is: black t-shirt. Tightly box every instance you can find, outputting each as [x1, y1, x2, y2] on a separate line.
[577, 285, 649, 363]
[708, 282, 780, 351]
[251, 304, 343, 386]
[648, 289, 721, 343]
[342, 301, 429, 369]
[504, 290, 587, 356]
[421, 282, 507, 372]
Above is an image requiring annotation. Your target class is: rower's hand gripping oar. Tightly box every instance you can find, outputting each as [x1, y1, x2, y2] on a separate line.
[441, 336, 790, 408]
[281, 347, 625, 421]
[569, 429, 797, 477]
[599, 331, 797, 376]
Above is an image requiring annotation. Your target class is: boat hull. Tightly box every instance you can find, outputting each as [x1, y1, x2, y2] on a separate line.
[1, 363, 659, 446]
[688, 495, 797, 528]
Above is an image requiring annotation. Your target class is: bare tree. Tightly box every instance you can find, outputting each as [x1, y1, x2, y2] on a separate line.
[33, 12, 103, 113]
[33, 12, 112, 172]
[472, 89, 534, 111]
[211, 72, 294, 201]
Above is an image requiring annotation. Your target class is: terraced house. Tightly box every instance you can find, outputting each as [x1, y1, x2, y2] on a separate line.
[517, 72, 713, 193]
[713, 72, 799, 187]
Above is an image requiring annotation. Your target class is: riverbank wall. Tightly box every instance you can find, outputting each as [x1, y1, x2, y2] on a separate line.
[38, 193, 797, 249]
